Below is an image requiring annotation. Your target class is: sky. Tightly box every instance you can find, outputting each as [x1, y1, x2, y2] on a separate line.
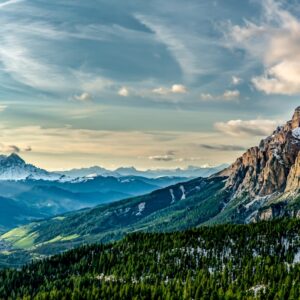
[0, 0, 300, 170]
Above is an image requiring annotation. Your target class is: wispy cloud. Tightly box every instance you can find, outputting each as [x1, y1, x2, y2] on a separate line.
[136, 14, 202, 81]
[149, 154, 175, 162]
[74, 92, 92, 102]
[152, 84, 187, 95]
[200, 144, 245, 151]
[0, 105, 7, 112]
[0, 143, 31, 153]
[231, 76, 242, 85]
[214, 119, 281, 137]
[0, 0, 23, 9]
[201, 90, 240, 102]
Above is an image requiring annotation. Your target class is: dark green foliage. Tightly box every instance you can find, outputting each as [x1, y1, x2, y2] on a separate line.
[7, 177, 229, 260]
[1, 219, 300, 299]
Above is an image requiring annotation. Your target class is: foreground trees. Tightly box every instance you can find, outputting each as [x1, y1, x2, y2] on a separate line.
[1, 219, 300, 299]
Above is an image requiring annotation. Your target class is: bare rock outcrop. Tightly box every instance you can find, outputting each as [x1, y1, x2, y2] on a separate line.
[220, 107, 300, 197]
[285, 152, 300, 193]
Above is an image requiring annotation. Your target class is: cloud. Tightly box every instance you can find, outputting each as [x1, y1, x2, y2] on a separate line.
[200, 144, 246, 151]
[152, 84, 187, 95]
[166, 150, 176, 156]
[0, 18, 115, 95]
[225, 0, 300, 95]
[152, 87, 168, 95]
[200, 93, 214, 101]
[136, 14, 201, 81]
[223, 90, 240, 101]
[74, 92, 92, 102]
[149, 155, 174, 162]
[0, 0, 23, 9]
[0, 144, 33, 153]
[7, 145, 20, 153]
[200, 90, 240, 102]
[24, 146, 32, 152]
[0, 144, 30, 153]
[118, 87, 129, 97]
[232, 76, 242, 85]
[176, 157, 204, 163]
[171, 84, 187, 94]
[149, 150, 176, 162]
[214, 119, 280, 137]
[0, 105, 7, 112]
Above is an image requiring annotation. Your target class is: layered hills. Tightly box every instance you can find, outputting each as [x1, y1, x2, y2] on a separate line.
[2, 107, 300, 266]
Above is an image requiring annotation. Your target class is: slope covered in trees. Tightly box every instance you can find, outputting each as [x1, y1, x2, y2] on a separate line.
[1, 219, 300, 299]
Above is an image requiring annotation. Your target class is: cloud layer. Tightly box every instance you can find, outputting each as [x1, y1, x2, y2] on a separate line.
[214, 119, 281, 137]
[226, 0, 300, 95]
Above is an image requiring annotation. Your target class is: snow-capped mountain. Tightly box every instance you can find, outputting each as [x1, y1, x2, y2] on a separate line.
[0, 153, 61, 181]
[58, 164, 228, 179]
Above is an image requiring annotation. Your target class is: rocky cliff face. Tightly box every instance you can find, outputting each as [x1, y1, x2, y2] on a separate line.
[285, 152, 300, 193]
[221, 107, 300, 198]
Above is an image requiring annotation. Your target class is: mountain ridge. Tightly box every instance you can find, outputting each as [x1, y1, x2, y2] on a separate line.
[0, 153, 61, 181]
[2, 107, 300, 266]
[57, 164, 228, 179]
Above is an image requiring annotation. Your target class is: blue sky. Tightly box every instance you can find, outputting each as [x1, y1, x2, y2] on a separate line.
[0, 0, 299, 170]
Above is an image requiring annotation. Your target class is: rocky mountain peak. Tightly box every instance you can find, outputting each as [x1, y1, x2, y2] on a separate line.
[292, 106, 300, 129]
[0, 153, 61, 181]
[7, 153, 25, 164]
[221, 107, 300, 198]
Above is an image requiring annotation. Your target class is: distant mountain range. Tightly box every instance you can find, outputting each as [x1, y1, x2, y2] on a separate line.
[0, 152, 228, 232]
[0, 152, 226, 182]
[57, 164, 228, 179]
[0, 154, 226, 233]
[0, 175, 190, 233]
[2, 107, 300, 265]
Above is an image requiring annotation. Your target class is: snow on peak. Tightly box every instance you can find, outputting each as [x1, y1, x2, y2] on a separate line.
[0, 153, 61, 181]
[292, 127, 300, 139]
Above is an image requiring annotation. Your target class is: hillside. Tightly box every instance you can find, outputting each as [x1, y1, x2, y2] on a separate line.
[2, 107, 300, 265]
[1, 219, 300, 299]
[0, 175, 187, 233]
[0, 176, 229, 263]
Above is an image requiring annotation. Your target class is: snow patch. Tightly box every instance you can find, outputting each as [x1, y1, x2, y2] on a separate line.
[180, 185, 186, 200]
[170, 189, 175, 204]
[136, 202, 146, 216]
[292, 127, 300, 139]
[293, 250, 300, 264]
[249, 285, 266, 297]
[272, 148, 285, 165]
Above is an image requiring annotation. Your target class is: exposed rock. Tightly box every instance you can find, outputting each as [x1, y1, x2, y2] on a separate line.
[291, 106, 300, 129]
[285, 152, 300, 193]
[259, 208, 273, 221]
[220, 107, 300, 197]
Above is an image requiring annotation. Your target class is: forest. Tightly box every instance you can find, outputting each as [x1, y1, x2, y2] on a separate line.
[0, 219, 300, 299]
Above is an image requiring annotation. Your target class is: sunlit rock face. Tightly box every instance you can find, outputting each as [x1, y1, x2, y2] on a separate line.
[285, 152, 300, 193]
[220, 107, 300, 198]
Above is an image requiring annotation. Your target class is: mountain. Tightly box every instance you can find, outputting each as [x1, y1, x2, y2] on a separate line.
[0, 153, 192, 232]
[57, 166, 120, 178]
[0, 176, 187, 233]
[58, 164, 227, 179]
[0, 196, 45, 233]
[1, 219, 300, 299]
[0, 153, 61, 181]
[216, 106, 300, 222]
[0, 176, 229, 257]
[3, 107, 300, 265]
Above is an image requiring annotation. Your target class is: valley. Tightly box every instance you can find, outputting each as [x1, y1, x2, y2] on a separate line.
[2, 107, 300, 268]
